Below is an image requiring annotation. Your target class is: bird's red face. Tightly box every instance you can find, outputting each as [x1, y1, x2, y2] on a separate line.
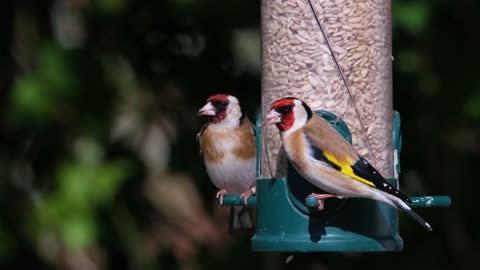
[198, 94, 230, 123]
[265, 98, 296, 132]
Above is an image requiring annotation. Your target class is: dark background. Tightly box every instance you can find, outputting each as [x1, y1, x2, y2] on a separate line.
[0, 0, 478, 269]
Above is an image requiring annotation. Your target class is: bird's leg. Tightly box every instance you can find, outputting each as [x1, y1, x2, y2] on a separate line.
[216, 189, 228, 205]
[239, 186, 256, 205]
[308, 193, 337, 211]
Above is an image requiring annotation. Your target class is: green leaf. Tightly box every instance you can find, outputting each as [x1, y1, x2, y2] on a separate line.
[393, 1, 431, 34]
[74, 137, 104, 165]
[464, 93, 480, 119]
[94, 160, 131, 203]
[57, 162, 95, 207]
[38, 44, 74, 93]
[8, 44, 75, 125]
[11, 75, 55, 120]
[59, 213, 97, 250]
[94, 0, 127, 15]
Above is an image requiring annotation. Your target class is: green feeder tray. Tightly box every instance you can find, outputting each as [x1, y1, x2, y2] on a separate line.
[218, 111, 450, 252]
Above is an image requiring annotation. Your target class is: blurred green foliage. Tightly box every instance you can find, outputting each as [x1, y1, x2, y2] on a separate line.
[0, 0, 479, 270]
[94, 0, 127, 15]
[10, 44, 75, 124]
[31, 137, 131, 250]
[393, 1, 431, 34]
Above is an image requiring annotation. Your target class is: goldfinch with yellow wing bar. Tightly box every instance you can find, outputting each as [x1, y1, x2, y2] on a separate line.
[265, 97, 432, 231]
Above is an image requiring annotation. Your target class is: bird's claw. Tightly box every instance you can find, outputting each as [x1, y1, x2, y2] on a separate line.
[239, 186, 256, 205]
[216, 189, 228, 205]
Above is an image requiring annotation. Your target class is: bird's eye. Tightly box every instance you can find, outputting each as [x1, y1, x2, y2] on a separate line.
[282, 105, 293, 114]
[214, 100, 229, 111]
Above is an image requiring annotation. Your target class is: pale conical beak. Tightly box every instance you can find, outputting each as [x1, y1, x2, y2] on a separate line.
[264, 110, 281, 125]
[198, 102, 216, 116]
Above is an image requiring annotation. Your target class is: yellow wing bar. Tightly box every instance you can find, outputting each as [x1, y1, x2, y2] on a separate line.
[323, 152, 376, 187]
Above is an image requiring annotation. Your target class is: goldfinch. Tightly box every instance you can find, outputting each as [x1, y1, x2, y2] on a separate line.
[197, 94, 256, 230]
[265, 97, 432, 231]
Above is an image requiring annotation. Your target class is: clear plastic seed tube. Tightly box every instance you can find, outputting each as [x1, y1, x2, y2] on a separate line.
[261, 0, 393, 179]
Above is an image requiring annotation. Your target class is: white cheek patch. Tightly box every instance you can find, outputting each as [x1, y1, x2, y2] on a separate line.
[282, 114, 307, 138]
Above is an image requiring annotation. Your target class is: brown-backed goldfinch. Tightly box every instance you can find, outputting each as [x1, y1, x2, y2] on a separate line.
[197, 94, 256, 230]
[265, 97, 432, 231]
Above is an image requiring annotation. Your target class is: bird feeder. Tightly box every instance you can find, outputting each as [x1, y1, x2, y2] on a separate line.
[219, 111, 450, 252]
[217, 0, 450, 252]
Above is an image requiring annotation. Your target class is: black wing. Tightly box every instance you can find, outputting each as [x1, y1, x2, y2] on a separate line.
[351, 155, 412, 203]
[305, 135, 341, 171]
[305, 134, 411, 203]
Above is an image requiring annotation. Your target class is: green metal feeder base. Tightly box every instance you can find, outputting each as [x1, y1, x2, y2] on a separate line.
[251, 178, 403, 252]
[220, 179, 450, 252]
[252, 234, 402, 252]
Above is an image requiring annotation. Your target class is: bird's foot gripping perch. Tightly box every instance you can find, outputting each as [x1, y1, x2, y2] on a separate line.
[216, 189, 228, 205]
[306, 193, 337, 211]
[240, 186, 256, 205]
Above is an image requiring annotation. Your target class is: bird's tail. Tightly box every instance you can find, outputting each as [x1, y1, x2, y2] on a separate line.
[230, 206, 253, 231]
[392, 198, 433, 231]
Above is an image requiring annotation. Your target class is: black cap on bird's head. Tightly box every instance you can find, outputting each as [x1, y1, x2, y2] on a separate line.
[198, 94, 241, 123]
[265, 97, 312, 132]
